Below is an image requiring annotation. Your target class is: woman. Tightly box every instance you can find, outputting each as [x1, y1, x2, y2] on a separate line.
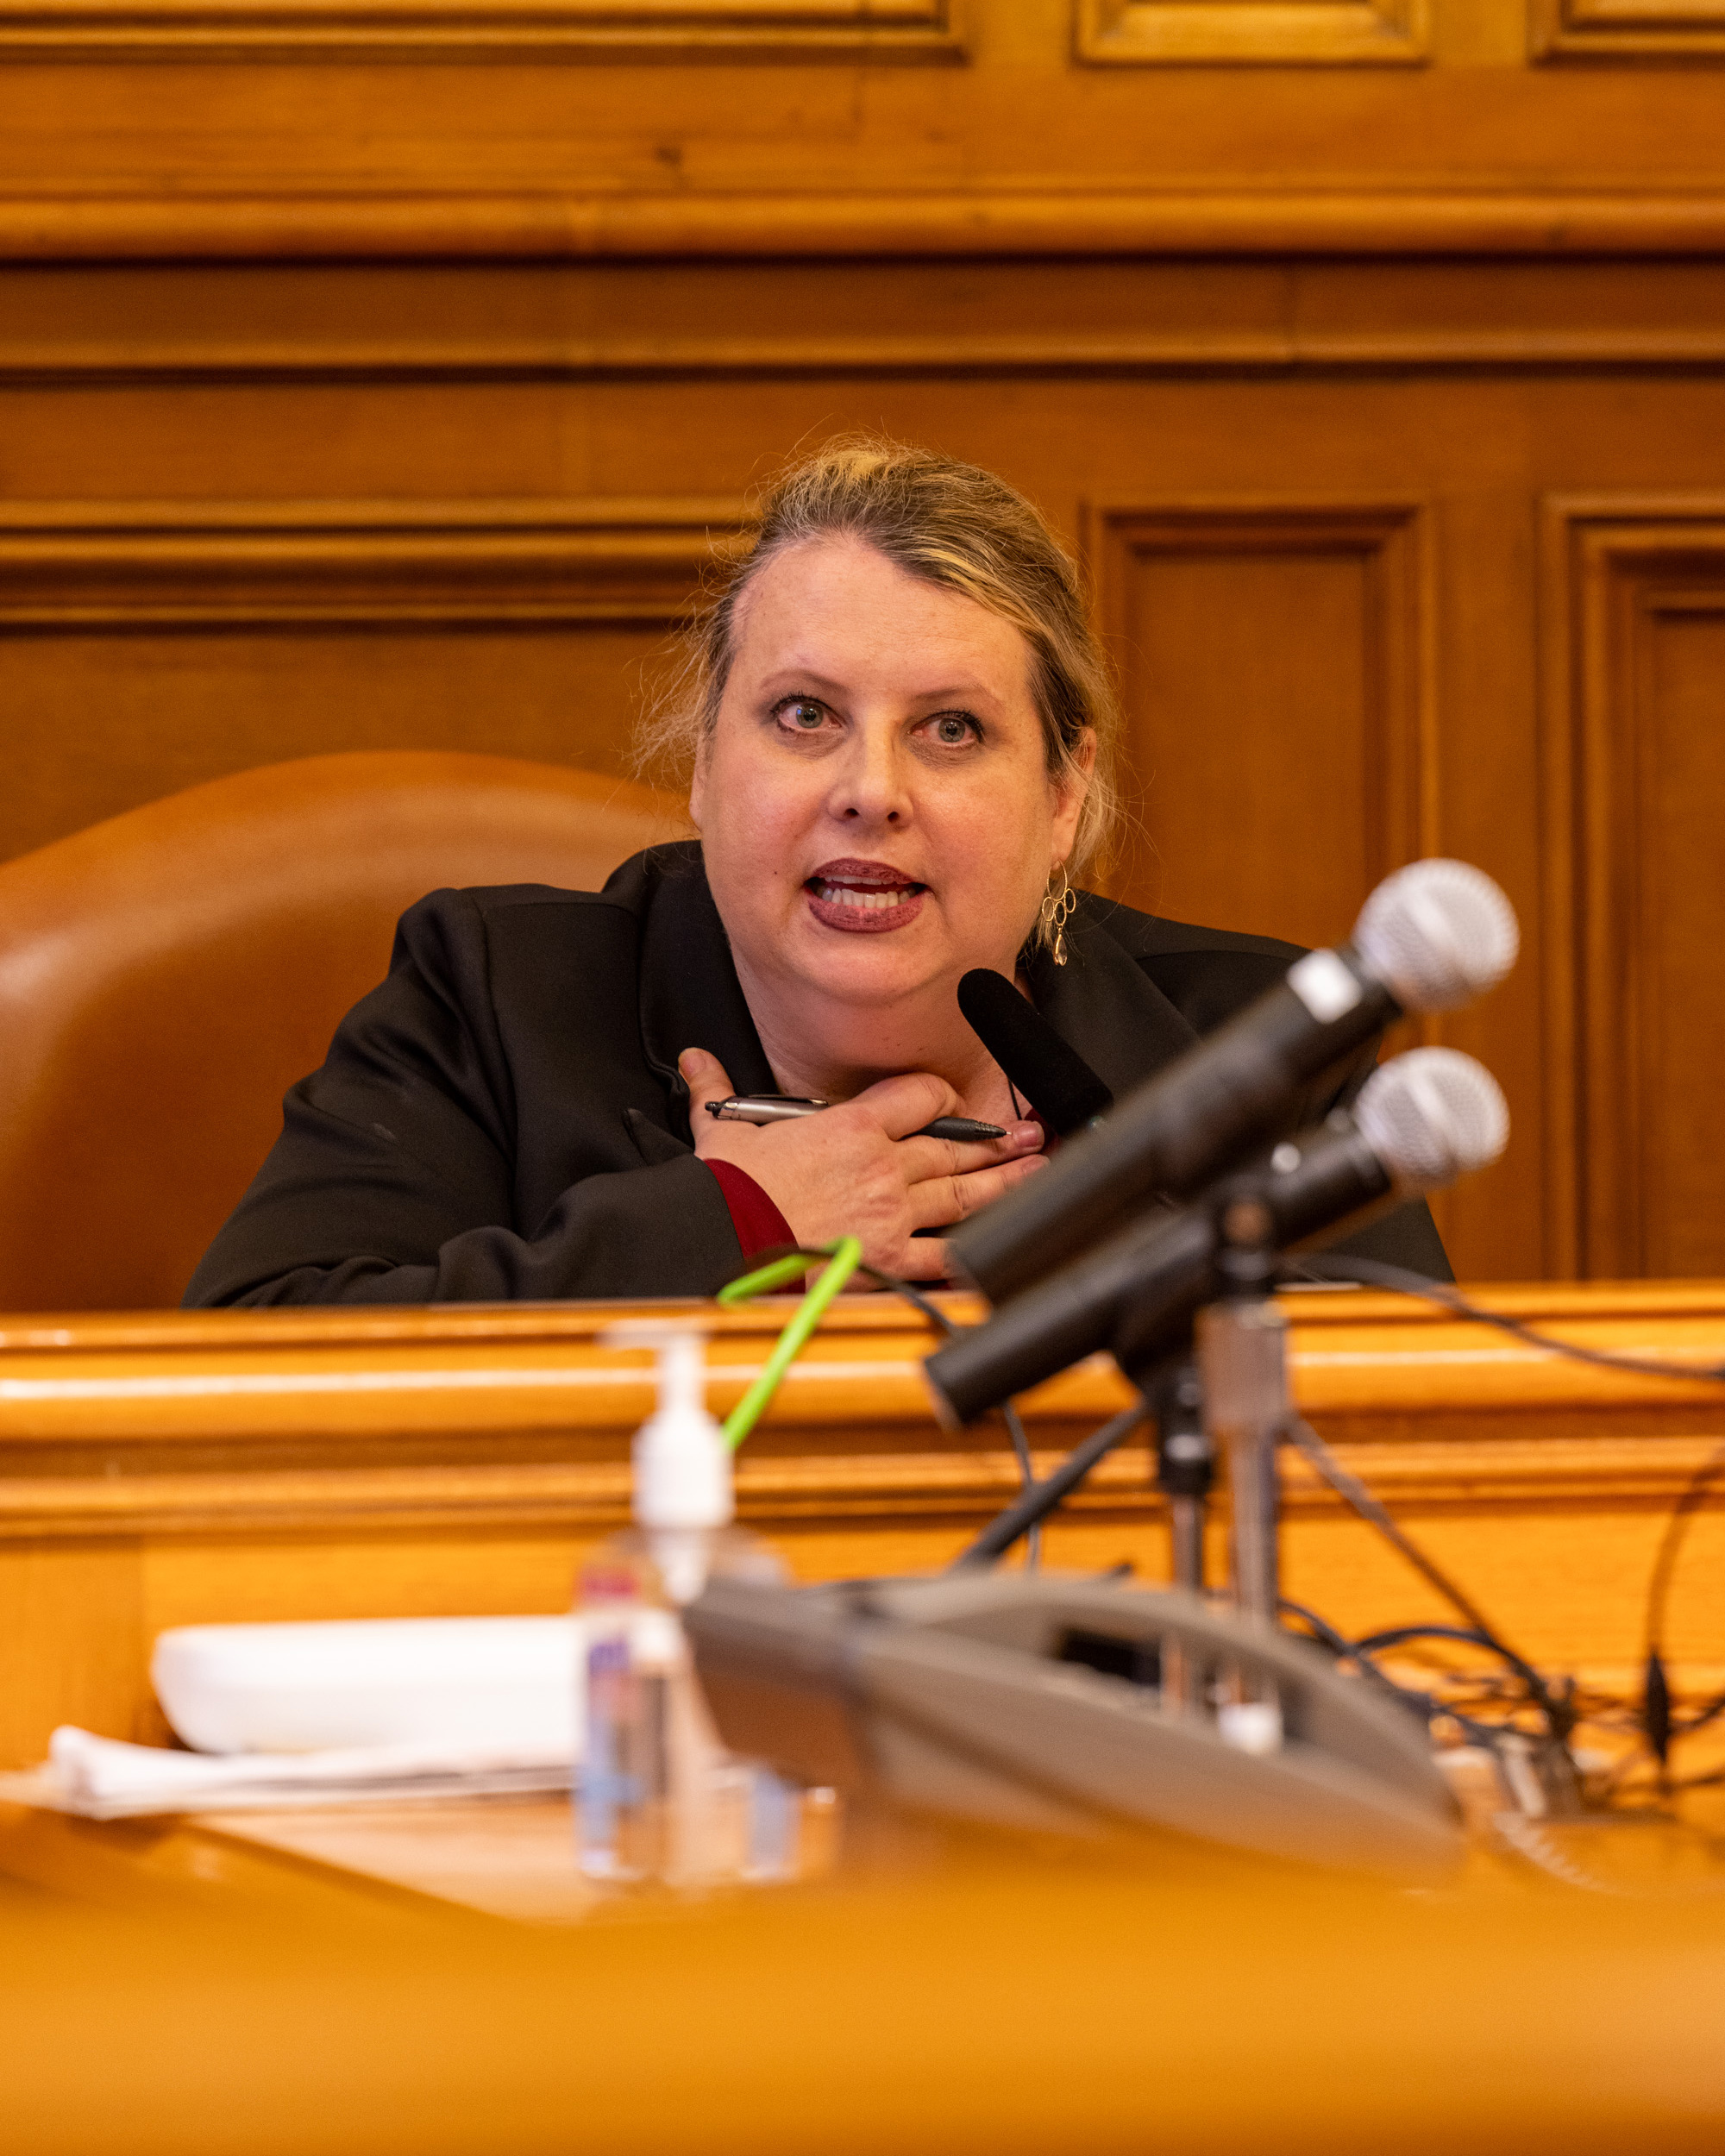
[185, 442, 1445, 1307]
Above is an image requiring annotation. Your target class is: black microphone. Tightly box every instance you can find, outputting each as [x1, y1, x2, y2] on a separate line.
[925, 1048, 1509, 1428]
[957, 969, 1113, 1137]
[948, 859, 1518, 1307]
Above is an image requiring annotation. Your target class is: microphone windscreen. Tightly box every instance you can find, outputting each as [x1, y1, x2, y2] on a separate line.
[1352, 1048, 1509, 1190]
[957, 969, 1114, 1138]
[1352, 859, 1519, 1012]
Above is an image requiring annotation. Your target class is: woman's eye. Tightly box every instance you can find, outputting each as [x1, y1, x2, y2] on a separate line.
[926, 713, 979, 746]
[778, 699, 829, 731]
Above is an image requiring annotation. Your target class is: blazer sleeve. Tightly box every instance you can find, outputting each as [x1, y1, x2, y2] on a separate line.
[182, 894, 747, 1307]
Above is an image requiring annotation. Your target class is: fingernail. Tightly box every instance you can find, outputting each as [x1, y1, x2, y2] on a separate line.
[678, 1049, 712, 1080]
[1018, 1153, 1049, 1174]
[1007, 1122, 1043, 1148]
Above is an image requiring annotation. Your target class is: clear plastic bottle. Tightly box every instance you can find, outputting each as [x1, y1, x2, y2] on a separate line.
[576, 1326, 798, 1889]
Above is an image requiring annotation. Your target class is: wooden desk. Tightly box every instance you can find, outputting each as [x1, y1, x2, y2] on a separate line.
[4, 1799, 1725, 2156]
[3, 1285, 1724, 1768]
[5, 1287, 1723, 2152]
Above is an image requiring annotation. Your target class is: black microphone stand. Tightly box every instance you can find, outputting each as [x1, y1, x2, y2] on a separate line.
[957, 1185, 1293, 1676]
[1150, 1356, 1212, 1595]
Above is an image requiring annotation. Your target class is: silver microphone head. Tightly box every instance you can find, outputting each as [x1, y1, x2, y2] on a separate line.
[1352, 859, 1520, 1013]
[1353, 1048, 1509, 1193]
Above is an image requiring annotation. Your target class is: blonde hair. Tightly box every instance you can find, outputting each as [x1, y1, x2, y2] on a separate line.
[635, 436, 1122, 887]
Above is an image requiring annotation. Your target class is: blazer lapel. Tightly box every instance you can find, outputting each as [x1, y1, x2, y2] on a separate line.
[636, 845, 776, 1144]
[1021, 902, 1201, 1102]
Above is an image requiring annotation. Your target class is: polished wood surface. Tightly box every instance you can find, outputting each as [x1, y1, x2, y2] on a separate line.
[3, 1283, 1722, 1770]
[3, 1805, 1725, 2154]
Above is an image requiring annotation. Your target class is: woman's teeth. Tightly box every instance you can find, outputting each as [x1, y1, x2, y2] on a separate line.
[812, 881, 919, 911]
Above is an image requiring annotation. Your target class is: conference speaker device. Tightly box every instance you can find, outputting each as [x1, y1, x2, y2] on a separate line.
[685, 1570, 1464, 1883]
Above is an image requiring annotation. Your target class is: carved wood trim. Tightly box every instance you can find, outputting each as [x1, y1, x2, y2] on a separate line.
[1540, 496, 1725, 1277]
[0, 499, 751, 628]
[18, 323, 1725, 385]
[4, 191, 1725, 265]
[0, 0, 963, 61]
[9, 1290, 1725, 1540]
[1533, 0, 1725, 61]
[1076, 0, 1428, 65]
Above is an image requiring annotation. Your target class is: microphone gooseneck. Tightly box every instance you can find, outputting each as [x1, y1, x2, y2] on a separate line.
[947, 858, 1518, 1307]
[924, 1049, 1509, 1429]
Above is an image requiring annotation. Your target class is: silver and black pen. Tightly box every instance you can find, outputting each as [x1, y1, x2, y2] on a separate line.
[705, 1095, 1007, 1144]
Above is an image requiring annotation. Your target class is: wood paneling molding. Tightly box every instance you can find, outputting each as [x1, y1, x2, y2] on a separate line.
[1086, 499, 1433, 946]
[0, 0, 963, 62]
[1541, 496, 1725, 1279]
[0, 499, 750, 627]
[6, 190, 1725, 264]
[1533, 0, 1725, 61]
[5, 1288, 1725, 1544]
[1077, 0, 1427, 66]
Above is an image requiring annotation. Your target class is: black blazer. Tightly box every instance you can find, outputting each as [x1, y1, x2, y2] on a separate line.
[184, 843, 1449, 1307]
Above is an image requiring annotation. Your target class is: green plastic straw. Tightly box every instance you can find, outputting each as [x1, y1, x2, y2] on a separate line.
[717, 1237, 861, 1451]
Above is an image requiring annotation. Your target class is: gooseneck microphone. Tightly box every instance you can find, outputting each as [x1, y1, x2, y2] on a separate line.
[957, 969, 1113, 1137]
[924, 1048, 1509, 1429]
[947, 859, 1518, 1307]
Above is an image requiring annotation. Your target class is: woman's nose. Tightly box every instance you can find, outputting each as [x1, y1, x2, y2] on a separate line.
[830, 723, 908, 826]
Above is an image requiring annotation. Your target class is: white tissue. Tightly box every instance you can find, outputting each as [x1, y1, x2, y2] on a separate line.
[0, 1726, 574, 1820]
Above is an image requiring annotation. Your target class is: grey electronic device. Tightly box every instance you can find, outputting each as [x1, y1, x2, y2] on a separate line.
[685, 1571, 1463, 1883]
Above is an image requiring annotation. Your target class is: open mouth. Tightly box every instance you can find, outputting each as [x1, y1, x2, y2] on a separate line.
[803, 862, 929, 934]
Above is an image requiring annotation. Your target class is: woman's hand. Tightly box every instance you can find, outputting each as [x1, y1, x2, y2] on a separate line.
[681, 1048, 1045, 1282]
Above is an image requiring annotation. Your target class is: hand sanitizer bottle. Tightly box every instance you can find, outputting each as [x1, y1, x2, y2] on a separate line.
[577, 1324, 793, 1888]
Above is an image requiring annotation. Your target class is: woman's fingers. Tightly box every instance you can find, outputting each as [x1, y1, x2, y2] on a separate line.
[849, 1070, 966, 1141]
[907, 1151, 1047, 1232]
[680, 1047, 741, 1147]
[892, 1237, 959, 1283]
[898, 1122, 1043, 1178]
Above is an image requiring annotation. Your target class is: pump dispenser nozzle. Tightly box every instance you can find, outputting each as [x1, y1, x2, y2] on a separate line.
[600, 1323, 733, 1535]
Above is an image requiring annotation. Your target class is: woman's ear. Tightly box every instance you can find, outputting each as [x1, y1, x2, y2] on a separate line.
[1051, 729, 1096, 859]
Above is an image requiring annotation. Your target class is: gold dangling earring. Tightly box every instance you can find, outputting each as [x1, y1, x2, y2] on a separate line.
[1039, 862, 1076, 967]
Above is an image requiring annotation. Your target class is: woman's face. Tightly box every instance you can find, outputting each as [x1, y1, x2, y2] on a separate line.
[691, 535, 1090, 1025]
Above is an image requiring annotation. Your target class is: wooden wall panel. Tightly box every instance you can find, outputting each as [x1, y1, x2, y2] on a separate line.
[1533, 0, 1725, 62]
[0, 500, 739, 862]
[1542, 501, 1725, 1281]
[1076, 0, 1428, 66]
[1087, 501, 1428, 954]
[4, 0, 1725, 1287]
[0, 0, 963, 62]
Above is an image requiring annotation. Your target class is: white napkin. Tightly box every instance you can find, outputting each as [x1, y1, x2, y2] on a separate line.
[0, 1726, 572, 1821]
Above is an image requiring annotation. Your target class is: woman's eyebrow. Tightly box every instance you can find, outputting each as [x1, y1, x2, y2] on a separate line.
[756, 664, 1004, 710]
[756, 666, 850, 699]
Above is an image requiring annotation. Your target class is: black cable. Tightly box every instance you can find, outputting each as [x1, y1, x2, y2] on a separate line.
[1679, 1689, 1725, 1739]
[1640, 1438, 1725, 1767]
[1282, 1414, 1571, 1740]
[1001, 1401, 1043, 1570]
[1289, 1253, 1725, 1387]
[1278, 1598, 1357, 1659]
[1287, 1254, 1725, 1765]
[1278, 1599, 1533, 1751]
[949, 1400, 1150, 1568]
[1352, 1624, 1561, 1717]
